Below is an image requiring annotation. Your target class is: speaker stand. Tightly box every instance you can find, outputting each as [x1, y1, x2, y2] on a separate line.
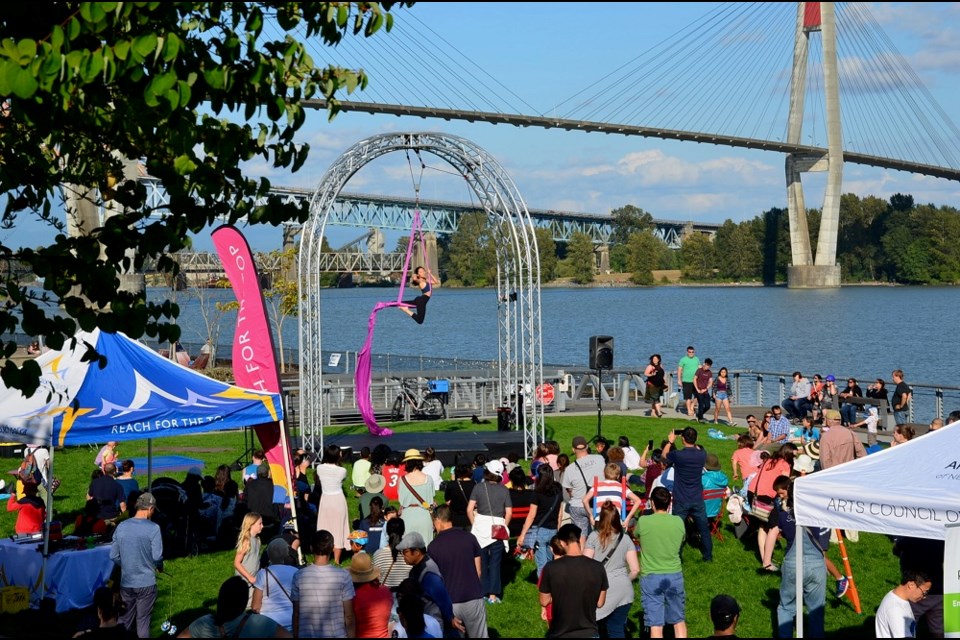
[590, 367, 604, 446]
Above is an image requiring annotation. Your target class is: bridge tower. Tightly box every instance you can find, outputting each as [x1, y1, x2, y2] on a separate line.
[785, 2, 843, 288]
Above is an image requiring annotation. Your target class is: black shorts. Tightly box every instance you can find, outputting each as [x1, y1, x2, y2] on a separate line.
[682, 381, 696, 400]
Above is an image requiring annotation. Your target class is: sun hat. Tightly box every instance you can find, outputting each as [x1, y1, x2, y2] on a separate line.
[704, 453, 722, 471]
[349, 552, 381, 583]
[793, 454, 816, 474]
[402, 448, 423, 462]
[484, 460, 505, 475]
[364, 473, 386, 494]
[803, 441, 820, 460]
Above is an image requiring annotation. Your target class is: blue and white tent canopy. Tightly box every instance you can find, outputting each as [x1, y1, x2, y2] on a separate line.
[0, 329, 283, 447]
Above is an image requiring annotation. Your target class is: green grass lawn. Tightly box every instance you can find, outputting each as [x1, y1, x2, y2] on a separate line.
[0, 414, 895, 637]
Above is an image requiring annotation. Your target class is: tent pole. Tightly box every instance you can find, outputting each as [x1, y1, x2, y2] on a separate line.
[147, 439, 153, 490]
[39, 443, 55, 602]
[796, 526, 804, 638]
[277, 419, 303, 565]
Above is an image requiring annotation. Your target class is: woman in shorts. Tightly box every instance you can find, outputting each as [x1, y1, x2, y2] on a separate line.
[712, 367, 735, 425]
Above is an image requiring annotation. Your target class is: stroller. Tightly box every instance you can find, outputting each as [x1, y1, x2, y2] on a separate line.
[150, 477, 195, 558]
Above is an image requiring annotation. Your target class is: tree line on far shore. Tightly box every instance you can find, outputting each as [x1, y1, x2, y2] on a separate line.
[433, 192, 960, 286]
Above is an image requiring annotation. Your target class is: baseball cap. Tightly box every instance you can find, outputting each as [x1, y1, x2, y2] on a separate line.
[825, 375, 835, 382]
[136, 492, 157, 510]
[824, 409, 842, 421]
[484, 460, 504, 475]
[187, 466, 203, 477]
[710, 594, 741, 627]
[572, 436, 588, 450]
[395, 531, 426, 551]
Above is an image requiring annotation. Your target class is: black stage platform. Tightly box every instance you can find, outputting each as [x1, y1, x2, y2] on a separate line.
[322, 429, 527, 467]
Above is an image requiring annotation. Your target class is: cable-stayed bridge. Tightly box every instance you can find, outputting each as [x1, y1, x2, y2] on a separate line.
[267, 2, 960, 287]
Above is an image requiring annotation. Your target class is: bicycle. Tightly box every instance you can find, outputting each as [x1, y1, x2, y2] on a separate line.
[391, 378, 447, 421]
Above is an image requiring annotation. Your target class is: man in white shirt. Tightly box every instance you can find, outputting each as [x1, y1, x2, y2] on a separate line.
[875, 569, 932, 638]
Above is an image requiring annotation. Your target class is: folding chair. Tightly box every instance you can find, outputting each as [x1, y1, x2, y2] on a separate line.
[703, 488, 729, 542]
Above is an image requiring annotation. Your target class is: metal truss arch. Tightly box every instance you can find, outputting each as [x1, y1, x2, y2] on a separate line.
[299, 132, 544, 457]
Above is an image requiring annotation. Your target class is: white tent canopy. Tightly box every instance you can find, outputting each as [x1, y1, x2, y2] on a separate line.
[795, 420, 960, 540]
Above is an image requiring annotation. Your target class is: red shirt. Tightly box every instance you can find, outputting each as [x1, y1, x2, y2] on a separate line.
[353, 581, 393, 638]
[382, 465, 405, 502]
[8, 494, 45, 534]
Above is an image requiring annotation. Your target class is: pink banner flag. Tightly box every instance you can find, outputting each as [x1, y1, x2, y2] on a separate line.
[211, 225, 294, 495]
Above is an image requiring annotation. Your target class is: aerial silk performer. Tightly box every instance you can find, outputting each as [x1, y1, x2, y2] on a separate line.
[354, 209, 437, 436]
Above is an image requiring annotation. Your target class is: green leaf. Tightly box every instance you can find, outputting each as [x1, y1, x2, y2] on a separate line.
[132, 34, 158, 61]
[173, 154, 197, 175]
[114, 39, 130, 61]
[51, 25, 64, 50]
[66, 17, 80, 41]
[337, 4, 348, 26]
[203, 66, 224, 90]
[9, 66, 38, 98]
[17, 39, 37, 63]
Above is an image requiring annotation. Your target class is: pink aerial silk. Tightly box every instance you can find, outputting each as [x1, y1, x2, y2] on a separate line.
[355, 211, 430, 436]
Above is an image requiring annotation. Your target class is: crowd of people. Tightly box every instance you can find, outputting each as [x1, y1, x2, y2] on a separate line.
[6, 370, 954, 638]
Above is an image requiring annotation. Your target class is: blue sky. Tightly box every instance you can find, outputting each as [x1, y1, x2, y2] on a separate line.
[6, 2, 960, 254]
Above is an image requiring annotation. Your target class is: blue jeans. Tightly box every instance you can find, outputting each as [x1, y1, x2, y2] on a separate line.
[782, 398, 811, 420]
[777, 535, 826, 638]
[672, 500, 712, 561]
[528, 526, 557, 578]
[480, 542, 504, 598]
[600, 602, 631, 638]
[894, 410, 908, 426]
[840, 403, 857, 425]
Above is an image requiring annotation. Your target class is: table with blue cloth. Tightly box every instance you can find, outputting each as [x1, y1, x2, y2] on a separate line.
[0, 538, 114, 612]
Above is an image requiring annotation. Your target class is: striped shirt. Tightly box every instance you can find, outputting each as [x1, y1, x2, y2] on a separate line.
[593, 479, 625, 516]
[291, 564, 355, 638]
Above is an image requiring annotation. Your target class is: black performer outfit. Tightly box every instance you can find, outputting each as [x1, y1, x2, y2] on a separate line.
[403, 279, 432, 325]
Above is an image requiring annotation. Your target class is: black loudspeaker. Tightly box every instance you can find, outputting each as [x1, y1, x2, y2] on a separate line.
[589, 335, 614, 370]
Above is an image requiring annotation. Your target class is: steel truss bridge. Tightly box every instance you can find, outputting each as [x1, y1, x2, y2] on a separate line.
[141, 178, 719, 247]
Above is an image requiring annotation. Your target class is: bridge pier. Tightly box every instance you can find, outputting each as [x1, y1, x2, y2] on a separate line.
[787, 264, 840, 288]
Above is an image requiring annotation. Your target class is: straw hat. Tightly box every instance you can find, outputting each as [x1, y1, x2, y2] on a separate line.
[402, 448, 423, 462]
[803, 441, 820, 460]
[348, 552, 380, 583]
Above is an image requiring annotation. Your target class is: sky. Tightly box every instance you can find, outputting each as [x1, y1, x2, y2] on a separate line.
[6, 2, 960, 254]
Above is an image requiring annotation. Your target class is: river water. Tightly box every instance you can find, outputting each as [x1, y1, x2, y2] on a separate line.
[160, 285, 957, 388]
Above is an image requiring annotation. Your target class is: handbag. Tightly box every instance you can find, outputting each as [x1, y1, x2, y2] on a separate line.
[749, 496, 775, 523]
[747, 462, 774, 523]
[483, 482, 509, 539]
